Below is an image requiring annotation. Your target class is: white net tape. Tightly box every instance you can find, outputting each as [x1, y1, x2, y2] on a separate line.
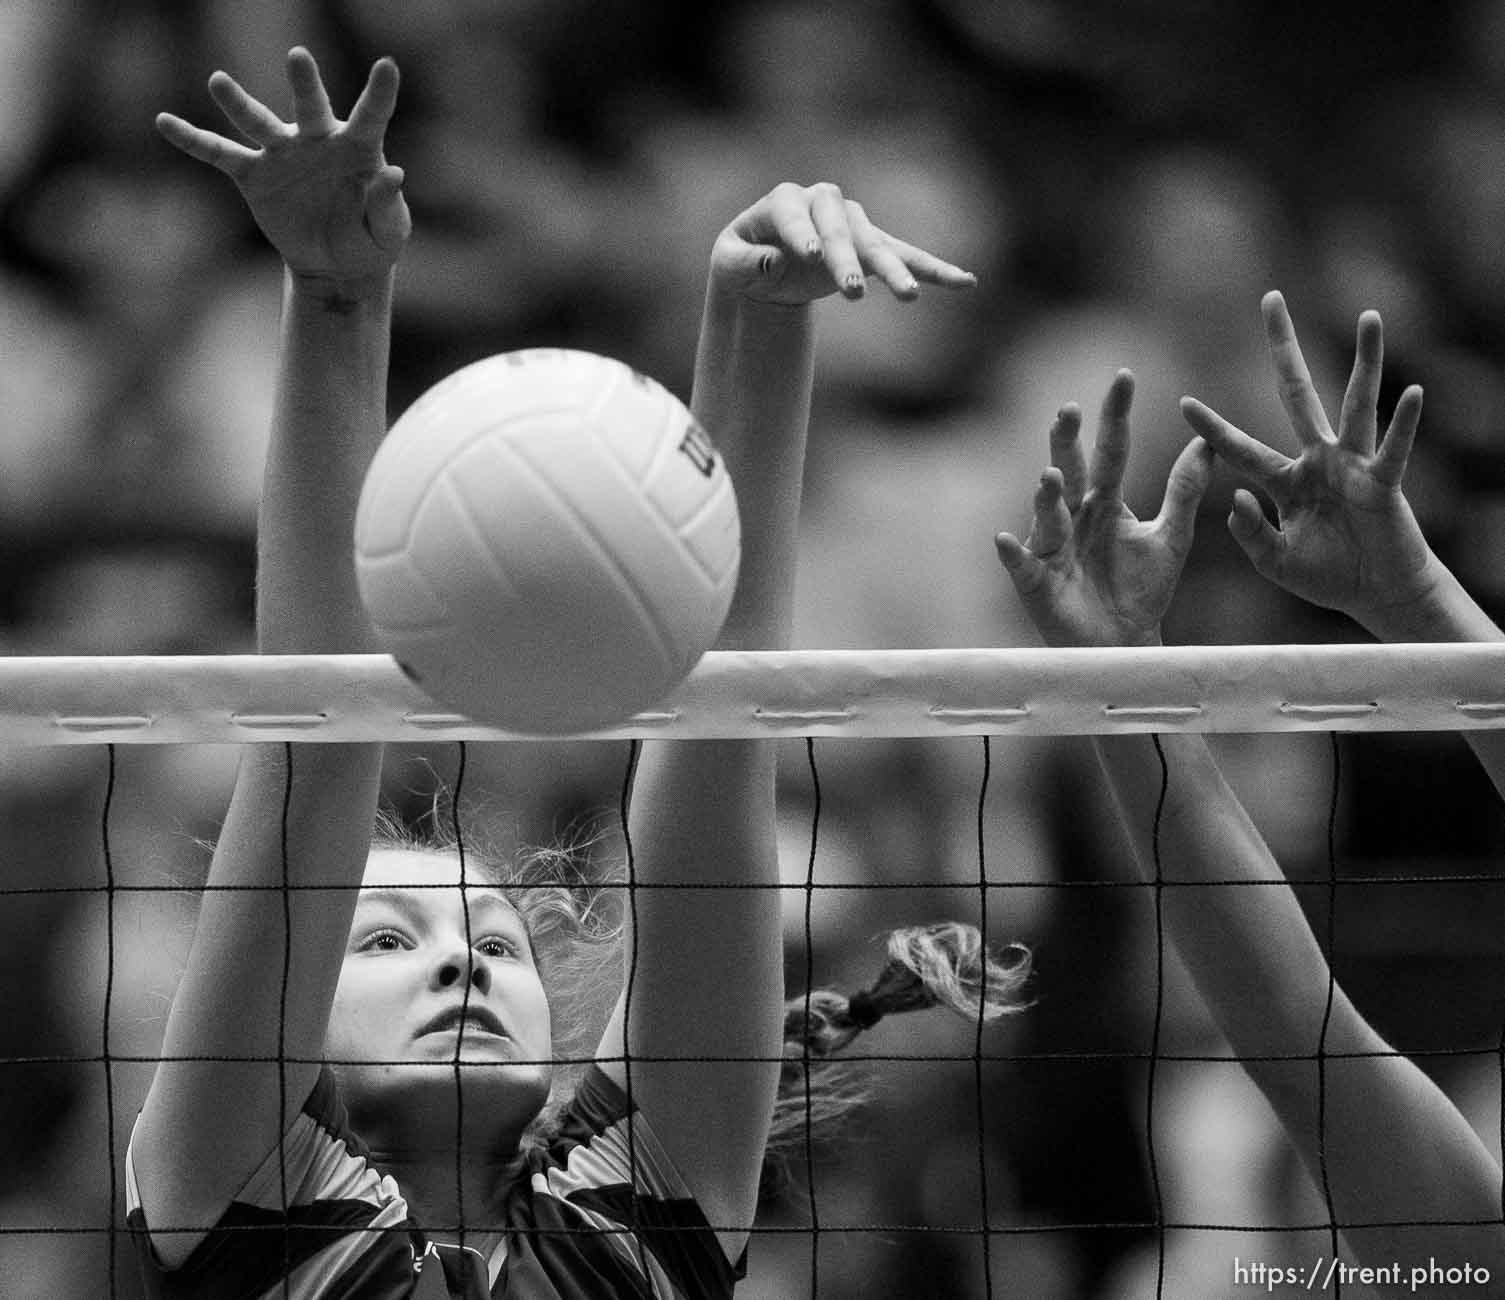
[2, 643, 1504, 743]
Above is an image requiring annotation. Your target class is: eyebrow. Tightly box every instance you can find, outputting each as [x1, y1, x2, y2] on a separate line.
[355, 887, 526, 928]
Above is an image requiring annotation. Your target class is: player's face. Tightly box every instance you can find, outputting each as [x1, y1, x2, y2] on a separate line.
[324, 849, 553, 1131]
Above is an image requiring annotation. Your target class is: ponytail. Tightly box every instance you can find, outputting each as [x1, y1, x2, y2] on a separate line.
[764, 922, 1030, 1193]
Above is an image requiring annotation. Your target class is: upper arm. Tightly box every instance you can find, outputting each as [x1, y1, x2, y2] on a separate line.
[1228, 971, 1504, 1280]
[129, 743, 382, 1268]
[1265, 1005, 1503, 1248]
[594, 738, 786, 1263]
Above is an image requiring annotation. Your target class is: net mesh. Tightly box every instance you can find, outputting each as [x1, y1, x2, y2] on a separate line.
[3, 648, 1503, 1298]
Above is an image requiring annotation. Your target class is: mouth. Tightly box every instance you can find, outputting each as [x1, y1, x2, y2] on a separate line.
[418, 1005, 508, 1039]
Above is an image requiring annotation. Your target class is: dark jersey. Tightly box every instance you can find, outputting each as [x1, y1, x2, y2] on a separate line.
[125, 1066, 744, 1298]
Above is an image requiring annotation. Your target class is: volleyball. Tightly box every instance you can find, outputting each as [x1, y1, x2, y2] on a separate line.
[354, 348, 741, 733]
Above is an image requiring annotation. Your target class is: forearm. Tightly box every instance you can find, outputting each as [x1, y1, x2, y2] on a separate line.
[690, 281, 812, 651]
[628, 283, 808, 892]
[1095, 732, 1500, 1247]
[629, 283, 810, 878]
[257, 268, 394, 653]
[626, 283, 812, 851]
[1356, 559, 1505, 800]
[1096, 732, 1361, 1061]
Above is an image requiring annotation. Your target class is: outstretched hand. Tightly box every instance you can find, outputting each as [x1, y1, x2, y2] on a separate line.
[710, 181, 976, 307]
[156, 47, 409, 291]
[996, 372, 1215, 648]
[1179, 292, 1437, 628]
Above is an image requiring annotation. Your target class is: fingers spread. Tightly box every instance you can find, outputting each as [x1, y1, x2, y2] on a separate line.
[808, 184, 865, 297]
[1048, 404, 1086, 510]
[1088, 369, 1134, 500]
[155, 112, 258, 177]
[1179, 395, 1289, 484]
[1374, 384, 1423, 487]
[1262, 290, 1333, 446]
[1337, 309, 1382, 455]
[207, 70, 290, 147]
[348, 56, 401, 143]
[286, 46, 336, 136]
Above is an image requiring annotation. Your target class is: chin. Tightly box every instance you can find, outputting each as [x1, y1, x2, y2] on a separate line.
[332, 1058, 553, 1138]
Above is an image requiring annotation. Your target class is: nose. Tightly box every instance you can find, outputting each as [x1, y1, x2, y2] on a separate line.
[433, 946, 492, 995]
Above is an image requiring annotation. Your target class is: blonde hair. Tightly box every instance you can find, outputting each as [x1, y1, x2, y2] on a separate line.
[766, 922, 1031, 1194]
[369, 812, 1032, 1186]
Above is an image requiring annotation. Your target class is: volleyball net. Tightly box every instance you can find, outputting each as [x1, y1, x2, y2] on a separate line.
[5, 645, 1505, 1298]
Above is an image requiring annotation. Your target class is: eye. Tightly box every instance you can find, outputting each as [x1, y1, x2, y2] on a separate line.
[358, 928, 409, 953]
[477, 936, 521, 960]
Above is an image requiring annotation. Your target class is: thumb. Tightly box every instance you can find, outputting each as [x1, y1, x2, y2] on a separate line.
[1227, 488, 1283, 578]
[1154, 436, 1215, 547]
[995, 532, 1047, 596]
[364, 164, 411, 250]
[713, 232, 788, 288]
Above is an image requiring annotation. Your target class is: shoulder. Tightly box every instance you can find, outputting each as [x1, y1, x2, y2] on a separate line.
[510, 1066, 747, 1295]
[126, 1068, 415, 1289]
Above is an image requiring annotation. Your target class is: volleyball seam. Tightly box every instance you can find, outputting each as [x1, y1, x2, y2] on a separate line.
[484, 438, 679, 676]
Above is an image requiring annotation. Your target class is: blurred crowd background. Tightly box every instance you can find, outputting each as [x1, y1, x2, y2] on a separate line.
[5, 0, 1505, 1295]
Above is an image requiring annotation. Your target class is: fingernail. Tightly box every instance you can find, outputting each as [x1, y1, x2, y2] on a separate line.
[806, 239, 823, 259]
[844, 273, 865, 293]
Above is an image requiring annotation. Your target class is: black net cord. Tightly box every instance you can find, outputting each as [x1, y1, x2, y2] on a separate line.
[101, 745, 119, 1300]
[1148, 735, 1170, 1300]
[803, 736, 823, 1297]
[618, 738, 651, 1279]
[278, 742, 295, 1300]
[1316, 732, 1343, 1297]
[974, 736, 994, 1300]
[450, 741, 472, 1258]
[75, 725, 1476, 1287]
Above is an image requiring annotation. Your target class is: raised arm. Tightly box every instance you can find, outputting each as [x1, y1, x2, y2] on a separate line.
[996, 378, 1504, 1273]
[1181, 292, 1505, 797]
[600, 183, 974, 1261]
[130, 50, 407, 1267]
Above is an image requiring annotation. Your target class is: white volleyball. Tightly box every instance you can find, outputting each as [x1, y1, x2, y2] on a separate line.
[354, 348, 740, 732]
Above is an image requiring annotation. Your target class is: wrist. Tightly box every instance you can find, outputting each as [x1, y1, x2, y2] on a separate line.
[287, 266, 395, 313]
[706, 261, 813, 312]
[1352, 557, 1503, 643]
